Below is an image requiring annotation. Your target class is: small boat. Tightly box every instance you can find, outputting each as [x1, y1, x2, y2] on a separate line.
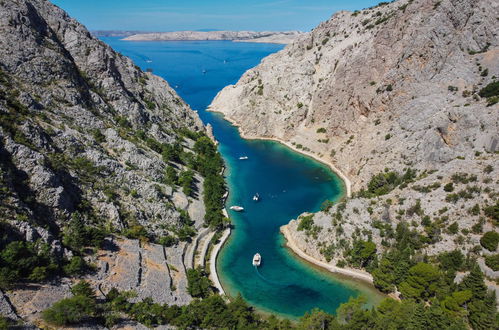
[239, 156, 249, 160]
[252, 253, 261, 266]
[146, 60, 152, 63]
[253, 193, 260, 202]
[202, 69, 207, 74]
[229, 206, 244, 212]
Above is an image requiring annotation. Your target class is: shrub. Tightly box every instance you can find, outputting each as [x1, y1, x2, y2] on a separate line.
[297, 214, 314, 231]
[478, 81, 499, 98]
[186, 267, 212, 298]
[64, 256, 90, 276]
[71, 281, 96, 299]
[443, 182, 454, 192]
[480, 231, 499, 251]
[158, 235, 177, 247]
[485, 254, 499, 271]
[484, 201, 499, 223]
[91, 129, 106, 143]
[448, 222, 459, 235]
[42, 295, 96, 326]
[123, 225, 149, 240]
[316, 127, 327, 133]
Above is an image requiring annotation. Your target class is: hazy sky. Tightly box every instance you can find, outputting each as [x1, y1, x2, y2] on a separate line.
[51, 0, 381, 32]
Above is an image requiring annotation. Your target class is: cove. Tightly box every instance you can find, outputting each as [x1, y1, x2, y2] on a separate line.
[100, 38, 382, 318]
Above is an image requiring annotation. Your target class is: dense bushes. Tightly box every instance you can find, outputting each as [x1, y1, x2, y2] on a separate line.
[348, 240, 376, 268]
[0, 238, 59, 288]
[42, 295, 96, 326]
[42, 264, 498, 330]
[62, 212, 106, 252]
[485, 254, 499, 271]
[186, 267, 213, 298]
[297, 214, 314, 231]
[192, 135, 227, 230]
[358, 168, 417, 197]
[478, 81, 499, 106]
[480, 231, 499, 251]
[399, 262, 441, 300]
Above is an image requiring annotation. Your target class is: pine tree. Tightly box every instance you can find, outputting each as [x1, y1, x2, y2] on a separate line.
[459, 264, 487, 300]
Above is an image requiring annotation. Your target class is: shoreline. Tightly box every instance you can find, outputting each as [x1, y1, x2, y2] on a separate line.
[209, 209, 231, 296]
[280, 225, 374, 284]
[206, 108, 379, 289]
[207, 109, 352, 198]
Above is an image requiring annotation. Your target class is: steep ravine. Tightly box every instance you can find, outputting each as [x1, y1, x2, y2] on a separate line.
[210, 0, 499, 299]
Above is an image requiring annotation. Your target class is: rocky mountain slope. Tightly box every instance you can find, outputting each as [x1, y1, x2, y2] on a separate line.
[0, 0, 223, 325]
[124, 30, 303, 44]
[210, 0, 499, 291]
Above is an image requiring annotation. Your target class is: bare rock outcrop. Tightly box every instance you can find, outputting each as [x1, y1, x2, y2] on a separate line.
[210, 0, 499, 285]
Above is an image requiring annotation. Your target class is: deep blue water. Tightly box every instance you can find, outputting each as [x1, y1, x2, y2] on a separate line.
[101, 38, 380, 318]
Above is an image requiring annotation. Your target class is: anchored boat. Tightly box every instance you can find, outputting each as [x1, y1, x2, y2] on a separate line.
[239, 156, 248, 160]
[252, 253, 261, 266]
[253, 193, 260, 202]
[229, 205, 244, 212]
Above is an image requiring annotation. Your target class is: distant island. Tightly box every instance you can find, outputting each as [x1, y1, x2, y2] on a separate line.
[92, 30, 148, 37]
[122, 30, 304, 44]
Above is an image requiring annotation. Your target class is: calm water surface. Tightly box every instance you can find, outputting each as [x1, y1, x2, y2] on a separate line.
[101, 38, 381, 318]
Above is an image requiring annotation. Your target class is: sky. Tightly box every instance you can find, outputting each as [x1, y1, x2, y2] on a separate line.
[51, 0, 381, 32]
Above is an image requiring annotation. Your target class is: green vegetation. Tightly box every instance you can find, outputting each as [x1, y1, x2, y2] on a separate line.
[358, 168, 417, 197]
[479, 81, 499, 106]
[480, 231, 499, 251]
[0, 239, 58, 288]
[192, 135, 227, 230]
[316, 127, 327, 133]
[297, 214, 314, 231]
[479, 81, 499, 98]
[399, 262, 440, 300]
[485, 254, 499, 271]
[62, 212, 106, 252]
[42, 281, 97, 326]
[42, 295, 96, 326]
[484, 200, 499, 224]
[186, 267, 213, 298]
[178, 170, 194, 196]
[348, 240, 376, 268]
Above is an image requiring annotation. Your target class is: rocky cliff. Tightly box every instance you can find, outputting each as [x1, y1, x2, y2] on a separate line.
[0, 0, 217, 325]
[210, 0, 499, 286]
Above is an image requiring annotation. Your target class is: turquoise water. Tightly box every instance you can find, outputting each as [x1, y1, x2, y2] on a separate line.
[101, 38, 380, 318]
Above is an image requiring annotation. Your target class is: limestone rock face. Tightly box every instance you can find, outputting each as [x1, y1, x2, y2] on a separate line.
[211, 0, 498, 189]
[210, 0, 498, 279]
[0, 0, 210, 319]
[0, 0, 206, 237]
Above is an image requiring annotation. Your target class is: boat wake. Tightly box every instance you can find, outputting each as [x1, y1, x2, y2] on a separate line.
[254, 266, 288, 287]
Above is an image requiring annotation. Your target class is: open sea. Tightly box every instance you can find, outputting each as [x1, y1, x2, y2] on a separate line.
[101, 37, 382, 318]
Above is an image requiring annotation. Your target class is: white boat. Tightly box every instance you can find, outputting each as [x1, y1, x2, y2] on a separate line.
[252, 253, 261, 266]
[239, 156, 249, 160]
[229, 206, 244, 212]
[253, 193, 260, 202]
